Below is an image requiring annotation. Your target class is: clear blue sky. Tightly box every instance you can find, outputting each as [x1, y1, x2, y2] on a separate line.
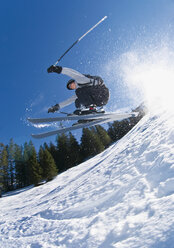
[1, 0, 174, 148]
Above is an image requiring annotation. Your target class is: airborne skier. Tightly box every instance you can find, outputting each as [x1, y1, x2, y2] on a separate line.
[27, 16, 138, 139]
[47, 65, 109, 115]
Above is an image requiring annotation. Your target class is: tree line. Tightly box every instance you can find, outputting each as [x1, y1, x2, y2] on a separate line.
[0, 104, 145, 197]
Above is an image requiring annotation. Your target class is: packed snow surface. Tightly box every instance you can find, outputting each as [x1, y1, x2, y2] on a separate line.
[1, 109, 174, 248]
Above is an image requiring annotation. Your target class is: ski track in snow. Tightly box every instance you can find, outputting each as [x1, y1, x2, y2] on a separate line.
[1, 110, 174, 247]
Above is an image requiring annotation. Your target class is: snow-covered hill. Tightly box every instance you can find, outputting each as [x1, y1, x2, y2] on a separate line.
[1, 109, 174, 248]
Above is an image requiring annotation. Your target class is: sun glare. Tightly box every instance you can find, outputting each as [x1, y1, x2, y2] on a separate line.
[118, 47, 174, 112]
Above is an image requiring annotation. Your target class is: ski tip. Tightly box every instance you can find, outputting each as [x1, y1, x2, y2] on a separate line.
[31, 134, 37, 139]
[31, 133, 43, 139]
[27, 117, 33, 123]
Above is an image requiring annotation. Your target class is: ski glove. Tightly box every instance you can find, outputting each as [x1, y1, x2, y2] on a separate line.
[48, 104, 60, 113]
[47, 65, 62, 74]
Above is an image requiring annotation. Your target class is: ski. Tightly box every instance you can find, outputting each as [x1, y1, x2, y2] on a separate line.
[31, 117, 110, 139]
[28, 112, 138, 124]
[30, 112, 138, 139]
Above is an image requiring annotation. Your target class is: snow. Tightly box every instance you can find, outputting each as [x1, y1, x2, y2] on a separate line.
[1, 108, 174, 248]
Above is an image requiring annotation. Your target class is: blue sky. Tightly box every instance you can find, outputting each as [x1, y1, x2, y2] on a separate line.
[1, 0, 174, 148]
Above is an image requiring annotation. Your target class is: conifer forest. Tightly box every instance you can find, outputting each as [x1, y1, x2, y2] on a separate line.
[0, 106, 145, 197]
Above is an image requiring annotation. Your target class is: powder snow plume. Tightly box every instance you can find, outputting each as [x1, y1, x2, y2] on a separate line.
[120, 46, 174, 112]
[106, 43, 174, 114]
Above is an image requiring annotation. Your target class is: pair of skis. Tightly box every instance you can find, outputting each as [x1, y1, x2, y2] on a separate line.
[28, 112, 138, 139]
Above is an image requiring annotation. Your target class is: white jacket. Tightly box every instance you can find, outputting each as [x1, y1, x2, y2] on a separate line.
[58, 67, 92, 109]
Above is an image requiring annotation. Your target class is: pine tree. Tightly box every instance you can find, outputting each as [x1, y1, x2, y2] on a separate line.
[48, 142, 58, 169]
[0, 143, 8, 195]
[38, 145, 44, 167]
[28, 147, 42, 186]
[0, 144, 3, 197]
[43, 142, 49, 151]
[23, 142, 31, 186]
[108, 119, 131, 142]
[23, 141, 41, 186]
[68, 132, 81, 168]
[56, 133, 70, 172]
[81, 128, 104, 160]
[14, 144, 25, 188]
[39, 146, 57, 181]
[2, 145, 8, 191]
[7, 138, 15, 190]
[95, 125, 111, 148]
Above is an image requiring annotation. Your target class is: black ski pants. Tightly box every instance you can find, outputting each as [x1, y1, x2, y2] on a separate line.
[75, 85, 109, 108]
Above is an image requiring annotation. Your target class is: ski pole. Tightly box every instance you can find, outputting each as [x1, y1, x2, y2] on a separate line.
[54, 16, 107, 65]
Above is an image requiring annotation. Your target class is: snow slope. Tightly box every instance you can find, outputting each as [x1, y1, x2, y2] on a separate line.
[1, 109, 174, 248]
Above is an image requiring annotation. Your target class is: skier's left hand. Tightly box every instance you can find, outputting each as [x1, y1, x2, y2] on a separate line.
[47, 65, 62, 74]
[48, 104, 60, 113]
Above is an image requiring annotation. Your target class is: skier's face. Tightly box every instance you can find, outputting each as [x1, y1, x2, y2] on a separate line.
[69, 82, 77, 90]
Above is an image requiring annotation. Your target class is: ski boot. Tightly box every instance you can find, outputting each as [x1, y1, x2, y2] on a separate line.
[73, 108, 94, 116]
[73, 105, 105, 116]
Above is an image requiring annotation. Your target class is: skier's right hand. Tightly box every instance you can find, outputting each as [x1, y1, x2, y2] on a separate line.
[47, 65, 62, 74]
[48, 104, 60, 113]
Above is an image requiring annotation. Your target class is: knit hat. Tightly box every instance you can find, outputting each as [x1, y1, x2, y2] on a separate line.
[67, 79, 75, 90]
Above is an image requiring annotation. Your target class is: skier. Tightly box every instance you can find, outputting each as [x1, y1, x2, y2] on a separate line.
[47, 65, 109, 115]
